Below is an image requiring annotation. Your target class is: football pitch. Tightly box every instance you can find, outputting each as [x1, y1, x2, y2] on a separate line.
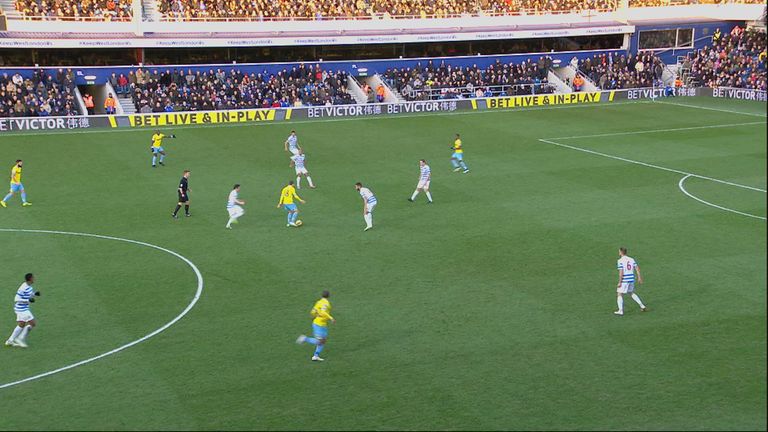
[0, 97, 765, 430]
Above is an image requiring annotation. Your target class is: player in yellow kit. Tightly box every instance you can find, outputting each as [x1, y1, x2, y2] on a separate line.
[150, 130, 176, 168]
[1, 160, 31, 208]
[296, 290, 335, 362]
[450, 133, 469, 173]
[277, 180, 306, 227]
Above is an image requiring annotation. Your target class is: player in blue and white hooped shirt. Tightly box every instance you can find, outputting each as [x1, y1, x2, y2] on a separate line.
[5, 273, 40, 348]
[290, 149, 315, 189]
[225, 184, 246, 230]
[615, 247, 647, 316]
[408, 159, 433, 203]
[355, 182, 377, 231]
[284, 130, 301, 156]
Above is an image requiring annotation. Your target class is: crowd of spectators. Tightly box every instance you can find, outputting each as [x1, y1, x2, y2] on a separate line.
[158, 0, 618, 20]
[0, 69, 80, 117]
[578, 51, 663, 90]
[628, 0, 764, 6]
[683, 26, 766, 90]
[126, 64, 355, 113]
[384, 57, 555, 101]
[15, 0, 132, 20]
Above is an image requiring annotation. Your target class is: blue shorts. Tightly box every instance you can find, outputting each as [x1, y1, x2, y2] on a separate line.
[9, 183, 23, 193]
[152, 146, 164, 154]
[284, 203, 297, 211]
[452, 152, 463, 161]
[312, 324, 328, 339]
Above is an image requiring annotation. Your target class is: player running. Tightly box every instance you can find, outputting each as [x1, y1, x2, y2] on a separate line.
[172, 170, 191, 219]
[408, 159, 433, 203]
[284, 130, 301, 156]
[277, 180, 305, 227]
[151, 130, 176, 168]
[226, 184, 246, 229]
[296, 290, 335, 362]
[451, 133, 469, 174]
[5, 273, 40, 348]
[290, 149, 315, 189]
[355, 182, 377, 231]
[614, 247, 648, 316]
[1, 160, 31, 208]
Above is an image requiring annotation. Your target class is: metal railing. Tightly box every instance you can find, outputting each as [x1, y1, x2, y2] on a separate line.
[397, 83, 556, 100]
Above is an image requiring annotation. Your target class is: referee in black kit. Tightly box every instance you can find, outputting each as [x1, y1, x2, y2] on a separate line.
[173, 169, 191, 219]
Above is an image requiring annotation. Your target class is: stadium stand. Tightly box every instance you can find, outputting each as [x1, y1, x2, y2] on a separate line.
[579, 51, 663, 90]
[0, 68, 80, 117]
[682, 26, 767, 90]
[156, 0, 619, 20]
[14, 0, 132, 20]
[127, 66, 355, 112]
[384, 57, 555, 101]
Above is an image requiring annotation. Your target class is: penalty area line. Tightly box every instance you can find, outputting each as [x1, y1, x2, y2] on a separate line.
[0, 228, 204, 390]
[678, 175, 766, 220]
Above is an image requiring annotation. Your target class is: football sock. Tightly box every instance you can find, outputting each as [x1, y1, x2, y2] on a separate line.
[8, 325, 23, 342]
[459, 161, 468, 170]
[159, 154, 165, 163]
[425, 191, 433, 202]
[296, 176, 301, 189]
[173, 205, 181, 216]
[631, 293, 645, 308]
[314, 344, 325, 356]
[364, 213, 372, 227]
[451, 159, 459, 168]
[226, 218, 234, 228]
[19, 325, 32, 342]
[291, 212, 299, 223]
[2, 193, 11, 202]
[184, 205, 190, 215]
[307, 177, 314, 187]
[152, 155, 157, 166]
[411, 190, 419, 200]
[305, 337, 319, 345]
[287, 212, 292, 224]
[20, 192, 27, 203]
[617, 296, 624, 313]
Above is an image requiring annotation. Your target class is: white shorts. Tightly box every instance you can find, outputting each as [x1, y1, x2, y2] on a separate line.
[227, 205, 244, 218]
[15, 310, 34, 322]
[366, 202, 377, 213]
[617, 283, 635, 294]
[417, 180, 430, 189]
[295, 167, 308, 175]
[289, 148, 300, 156]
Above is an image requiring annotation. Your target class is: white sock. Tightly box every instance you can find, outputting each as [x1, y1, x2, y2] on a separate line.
[616, 296, 624, 313]
[364, 213, 372, 227]
[8, 325, 23, 342]
[631, 293, 645, 308]
[411, 190, 419, 200]
[307, 176, 314, 187]
[19, 325, 32, 342]
[296, 176, 301, 189]
[226, 217, 234, 228]
[425, 191, 432, 202]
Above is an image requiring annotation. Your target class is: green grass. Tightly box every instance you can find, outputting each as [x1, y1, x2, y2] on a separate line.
[0, 98, 765, 430]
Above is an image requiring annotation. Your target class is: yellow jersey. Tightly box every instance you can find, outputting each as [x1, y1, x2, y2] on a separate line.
[10, 165, 21, 184]
[311, 298, 333, 327]
[453, 138, 463, 154]
[278, 185, 301, 205]
[152, 133, 165, 148]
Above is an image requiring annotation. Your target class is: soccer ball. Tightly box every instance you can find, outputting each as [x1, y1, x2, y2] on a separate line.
[295, 220, 303, 227]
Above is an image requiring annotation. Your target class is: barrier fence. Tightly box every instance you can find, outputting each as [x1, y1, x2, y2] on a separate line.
[0, 87, 764, 133]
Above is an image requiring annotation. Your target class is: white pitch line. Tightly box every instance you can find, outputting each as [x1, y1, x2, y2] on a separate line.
[0, 228, 204, 390]
[0, 100, 650, 138]
[545, 121, 765, 140]
[537, 138, 767, 193]
[655, 99, 768, 118]
[678, 175, 767, 220]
